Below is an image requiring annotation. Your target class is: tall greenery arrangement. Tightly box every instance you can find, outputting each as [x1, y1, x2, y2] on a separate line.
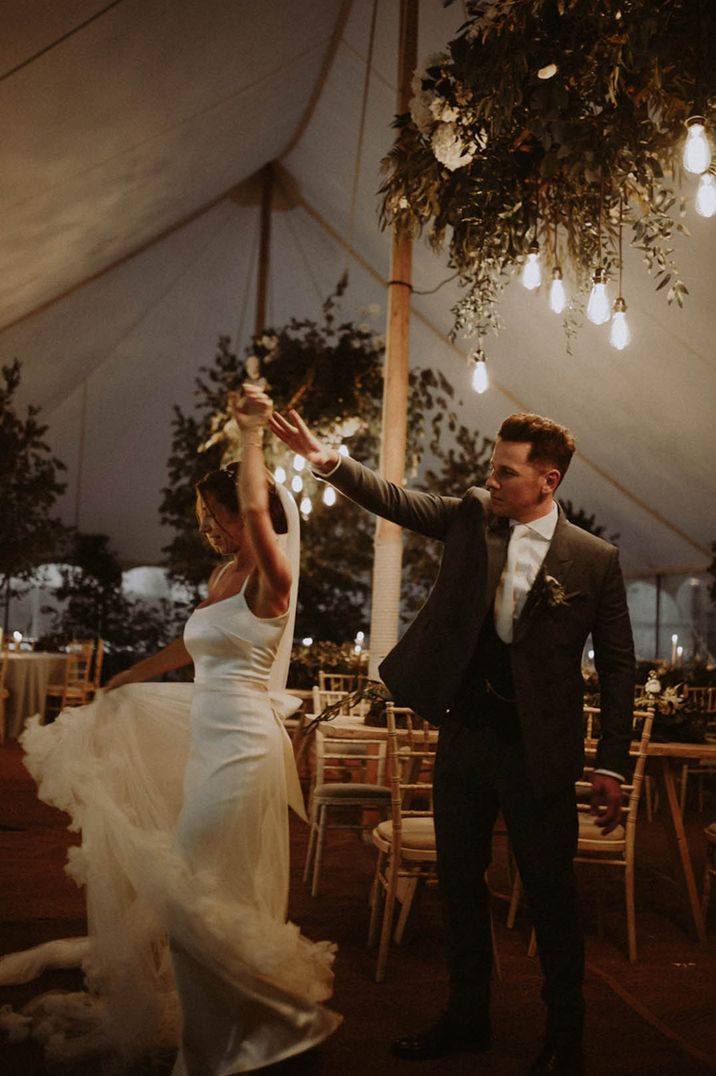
[0, 360, 67, 633]
[380, 0, 715, 344]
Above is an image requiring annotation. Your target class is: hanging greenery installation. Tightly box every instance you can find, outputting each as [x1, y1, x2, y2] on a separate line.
[379, 0, 716, 351]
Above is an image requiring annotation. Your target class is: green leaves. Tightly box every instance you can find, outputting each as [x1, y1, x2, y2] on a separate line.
[380, 0, 716, 343]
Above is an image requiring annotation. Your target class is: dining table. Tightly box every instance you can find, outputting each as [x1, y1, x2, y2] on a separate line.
[4, 651, 68, 740]
[643, 739, 716, 944]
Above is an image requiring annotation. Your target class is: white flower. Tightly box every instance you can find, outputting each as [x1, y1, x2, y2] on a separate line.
[410, 90, 435, 136]
[429, 97, 458, 123]
[246, 355, 261, 379]
[398, 196, 410, 210]
[358, 322, 370, 333]
[431, 122, 474, 171]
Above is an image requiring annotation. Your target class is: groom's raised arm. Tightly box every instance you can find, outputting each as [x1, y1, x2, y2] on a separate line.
[269, 408, 459, 541]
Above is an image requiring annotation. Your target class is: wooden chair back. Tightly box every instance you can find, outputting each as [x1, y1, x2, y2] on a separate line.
[318, 670, 359, 693]
[684, 685, 716, 712]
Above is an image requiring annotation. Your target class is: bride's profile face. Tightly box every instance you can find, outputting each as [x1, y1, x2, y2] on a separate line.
[196, 493, 245, 556]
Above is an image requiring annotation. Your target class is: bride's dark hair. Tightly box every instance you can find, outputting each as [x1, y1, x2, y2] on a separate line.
[196, 462, 288, 535]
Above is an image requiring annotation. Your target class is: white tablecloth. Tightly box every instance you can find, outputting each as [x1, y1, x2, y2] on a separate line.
[5, 652, 68, 739]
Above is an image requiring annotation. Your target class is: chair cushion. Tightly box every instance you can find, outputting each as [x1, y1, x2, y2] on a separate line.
[313, 782, 390, 800]
[578, 813, 625, 843]
[375, 816, 436, 852]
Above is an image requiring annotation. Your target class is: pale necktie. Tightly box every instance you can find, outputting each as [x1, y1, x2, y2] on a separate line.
[494, 523, 528, 644]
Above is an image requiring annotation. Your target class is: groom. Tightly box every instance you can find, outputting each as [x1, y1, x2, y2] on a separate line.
[270, 407, 635, 1076]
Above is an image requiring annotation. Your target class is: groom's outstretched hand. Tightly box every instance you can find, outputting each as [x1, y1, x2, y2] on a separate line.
[268, 409, 339, 474]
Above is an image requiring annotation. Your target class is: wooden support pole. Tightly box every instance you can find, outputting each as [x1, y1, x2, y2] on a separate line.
[368, 0, 417, 680]
[255, 163, 274, 337]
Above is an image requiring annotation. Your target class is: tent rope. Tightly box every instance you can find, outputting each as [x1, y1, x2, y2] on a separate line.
[235, 218, 261, 353]
[280, 0, 355, 160]
[345, 0, 379, 270]
[0, 0, 127, 83]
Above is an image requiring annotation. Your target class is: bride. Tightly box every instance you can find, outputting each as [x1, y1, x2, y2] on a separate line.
[0, 385, 341, 1073]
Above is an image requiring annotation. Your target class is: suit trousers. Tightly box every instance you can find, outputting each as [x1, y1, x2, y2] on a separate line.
[433, 720, 584, 1040]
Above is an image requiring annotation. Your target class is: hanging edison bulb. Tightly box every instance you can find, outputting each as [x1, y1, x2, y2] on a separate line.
[549, 267, 567, 313]
[586, 268, 611, 325]
[521, 242, 542, 290]
[695, 170, 716, 218]
[299, 495, 312, 517]
[609, 297, 631, 350]
[470, 347, 489, 394]
[683, 116, 712, 175]
[273, 465, 287, 484]
[322, 485, 337, 507]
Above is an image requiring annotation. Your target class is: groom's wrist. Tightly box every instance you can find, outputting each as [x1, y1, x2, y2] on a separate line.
[311, 448, 340, 475]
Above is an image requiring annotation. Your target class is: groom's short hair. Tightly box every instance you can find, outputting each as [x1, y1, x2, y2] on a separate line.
[498, 412, 575, 483]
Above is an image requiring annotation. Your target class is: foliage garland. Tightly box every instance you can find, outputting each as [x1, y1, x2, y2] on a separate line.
[379, 0, 716, 344]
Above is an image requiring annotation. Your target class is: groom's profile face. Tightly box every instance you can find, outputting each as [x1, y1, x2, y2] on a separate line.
[486, 438, 559, 523]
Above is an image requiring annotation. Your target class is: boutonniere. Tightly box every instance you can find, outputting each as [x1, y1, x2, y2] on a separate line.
[525, 570, 581, 616]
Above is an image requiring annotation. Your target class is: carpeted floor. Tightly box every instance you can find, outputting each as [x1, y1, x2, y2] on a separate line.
[1, 739, 715, 1075]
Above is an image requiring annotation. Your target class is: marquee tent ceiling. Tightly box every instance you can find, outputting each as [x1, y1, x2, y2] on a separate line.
[2, 0, 714, 580]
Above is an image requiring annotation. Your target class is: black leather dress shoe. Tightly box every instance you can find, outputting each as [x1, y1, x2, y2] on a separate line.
[391, 1012, 492, 1060]
[529, 1038, 584, 1075]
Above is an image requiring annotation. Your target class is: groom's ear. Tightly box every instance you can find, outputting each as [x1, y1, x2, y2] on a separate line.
[542, 467, 561, 493]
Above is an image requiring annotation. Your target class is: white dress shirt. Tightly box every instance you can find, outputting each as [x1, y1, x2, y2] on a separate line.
[494, 504, 558, 642]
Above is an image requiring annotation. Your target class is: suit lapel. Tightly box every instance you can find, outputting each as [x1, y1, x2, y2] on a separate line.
[484, 514, 509, 609]
[512, 511, 574, 643]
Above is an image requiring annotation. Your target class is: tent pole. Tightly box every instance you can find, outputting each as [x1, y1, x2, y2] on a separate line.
[368, 0, 418, 680]
[255, 163, 274, 337]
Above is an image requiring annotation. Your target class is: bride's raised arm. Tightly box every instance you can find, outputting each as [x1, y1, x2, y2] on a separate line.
[228, 386, 292, 618]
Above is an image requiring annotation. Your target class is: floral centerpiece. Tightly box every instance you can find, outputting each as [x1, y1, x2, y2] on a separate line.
[379, 0, 716, 349]
[635, 670, 707, 742]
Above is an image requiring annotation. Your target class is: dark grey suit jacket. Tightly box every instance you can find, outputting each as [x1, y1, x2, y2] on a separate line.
[328, 455, 635, 797]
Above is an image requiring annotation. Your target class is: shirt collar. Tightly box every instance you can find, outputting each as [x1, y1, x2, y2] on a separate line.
[510, 502, 558, 541]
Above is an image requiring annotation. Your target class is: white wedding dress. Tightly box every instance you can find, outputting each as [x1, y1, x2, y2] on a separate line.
[0, 493, 341, 1073]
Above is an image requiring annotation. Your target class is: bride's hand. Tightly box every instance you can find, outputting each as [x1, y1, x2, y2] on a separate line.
[268, 409, 338, 474]
[228, 385, 271, 430]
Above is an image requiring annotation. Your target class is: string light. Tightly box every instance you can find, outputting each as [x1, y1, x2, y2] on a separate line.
[273, 465, 286, 484]
[299, 495, 312, 517]
[338, 445, 349, 457]
[537, 63, 557, 80]
[549, 266, 567, 314]
[683, 116, 712, 175]
[521, 241, 541, 290]
[695, 169, 716, 217]
[291, 474, 303, 493]
[470, 347, 489, 394]
[322, 485, 337, 507]
[609, 196, 631, 349]
[293, 454, 306, 472]
[609, 296, 631, 349]
[587, 268, 610, 324]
